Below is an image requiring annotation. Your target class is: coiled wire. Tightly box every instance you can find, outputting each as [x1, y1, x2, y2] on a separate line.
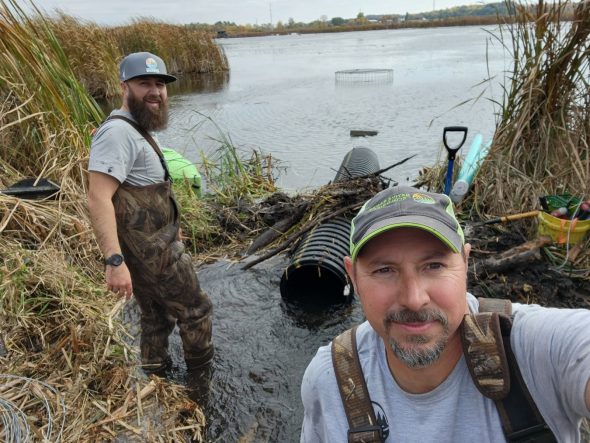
[0, 375, 66, 442]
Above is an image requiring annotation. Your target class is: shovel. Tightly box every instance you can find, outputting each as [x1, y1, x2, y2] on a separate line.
[442, 126, 468, 195]
[476, 210, 540, 226]
[0, 177, 60, 200]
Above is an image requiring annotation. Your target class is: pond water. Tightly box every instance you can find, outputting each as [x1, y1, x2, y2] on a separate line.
[148, 25, 512, 442]
[161, 25, 508, 192]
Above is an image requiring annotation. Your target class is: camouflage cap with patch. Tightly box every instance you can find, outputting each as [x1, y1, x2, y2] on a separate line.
[350, 185, 465, 261]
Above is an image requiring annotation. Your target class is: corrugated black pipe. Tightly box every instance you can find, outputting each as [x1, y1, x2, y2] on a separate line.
[333, 147, 380, 182]
[280, 147, 380, 305]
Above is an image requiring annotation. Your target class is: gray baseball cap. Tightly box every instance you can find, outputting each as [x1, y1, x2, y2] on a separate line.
[119, 52, 177, 83]
[349, 185, 465, 261]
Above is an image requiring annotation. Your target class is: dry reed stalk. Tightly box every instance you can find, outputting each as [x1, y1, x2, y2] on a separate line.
[111, 19, 229, 75]
[476, 0, 590, 214]
[5, 10, 228, 101]
[45, 13, 121, 99]
[0, 238, 207, 442]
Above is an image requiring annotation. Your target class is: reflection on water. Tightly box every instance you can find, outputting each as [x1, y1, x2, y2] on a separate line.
[168, 72, 230, 96]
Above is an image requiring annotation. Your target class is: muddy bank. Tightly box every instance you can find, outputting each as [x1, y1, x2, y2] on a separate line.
[465, 222, 590, 310]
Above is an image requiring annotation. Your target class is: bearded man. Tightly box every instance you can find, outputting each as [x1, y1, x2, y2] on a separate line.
[88, 52, 214, 375]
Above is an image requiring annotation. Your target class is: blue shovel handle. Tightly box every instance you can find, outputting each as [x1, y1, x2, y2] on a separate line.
[445, 159, 455, 195]
[443, 126, 468, 196]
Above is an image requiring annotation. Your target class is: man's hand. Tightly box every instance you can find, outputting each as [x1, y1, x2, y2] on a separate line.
[106, 262, 133, 299]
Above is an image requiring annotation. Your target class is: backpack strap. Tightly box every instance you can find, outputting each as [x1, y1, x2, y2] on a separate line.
[462, 297, 556, 442]
[104, 115, 171, 182]
[332, 326, 384, 443]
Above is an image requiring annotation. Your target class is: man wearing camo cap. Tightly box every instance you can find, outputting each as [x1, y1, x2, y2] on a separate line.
[87, 52, 214, 378]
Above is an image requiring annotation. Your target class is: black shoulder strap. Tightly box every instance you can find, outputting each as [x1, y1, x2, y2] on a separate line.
[463, 297, 557, 442]
[332, 326, 384, 443]
[104, 115, 171, 182]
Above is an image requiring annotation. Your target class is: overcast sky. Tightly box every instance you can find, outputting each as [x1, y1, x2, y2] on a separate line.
[32, 0, 497, 26]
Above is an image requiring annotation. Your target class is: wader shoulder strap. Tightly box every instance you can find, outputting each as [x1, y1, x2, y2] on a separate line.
[105, 115, 171, 182]
[332, 326, 384, 443]
[462, 298, 556, 442]
[477, 297, 512, 316]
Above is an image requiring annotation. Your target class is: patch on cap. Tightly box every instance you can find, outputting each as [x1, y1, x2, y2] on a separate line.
[145, 57, 161, 74]
[412, 192, 436, 204]
[349, 185, 465, 261]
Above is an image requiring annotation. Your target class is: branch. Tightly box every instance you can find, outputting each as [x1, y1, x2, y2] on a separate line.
[241, 201, 363, 270]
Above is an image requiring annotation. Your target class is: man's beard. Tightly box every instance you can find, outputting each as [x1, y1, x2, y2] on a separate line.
[128, 89, 169, 131]
[384, 308, 449, 368]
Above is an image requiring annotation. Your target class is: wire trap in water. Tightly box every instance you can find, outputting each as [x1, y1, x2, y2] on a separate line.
[335, 68, 393, 84]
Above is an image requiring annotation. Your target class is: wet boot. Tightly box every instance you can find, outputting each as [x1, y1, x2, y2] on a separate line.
[178, 289, 214, 368]
[141, 356, 173, 376]
[185, 358, 213, 409]
[138, 302, 176, 374]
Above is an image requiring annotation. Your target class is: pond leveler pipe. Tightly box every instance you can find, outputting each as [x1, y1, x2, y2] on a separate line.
[443, 126, 468, 196]
[280, 147, 380, 305]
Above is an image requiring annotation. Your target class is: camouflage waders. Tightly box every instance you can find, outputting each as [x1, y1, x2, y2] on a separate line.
[112, 181, 213, 370]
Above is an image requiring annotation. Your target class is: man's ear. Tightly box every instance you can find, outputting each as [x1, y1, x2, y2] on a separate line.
[120, 81, 129, 98]
[463, 243, 471, 265]
[344, 256, 356, 293]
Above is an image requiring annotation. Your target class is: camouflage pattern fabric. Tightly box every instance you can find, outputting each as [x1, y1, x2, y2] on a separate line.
[112, 181, 213, 368]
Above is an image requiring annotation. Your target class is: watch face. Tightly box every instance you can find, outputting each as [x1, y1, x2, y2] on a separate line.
[106, 254, 124, 266]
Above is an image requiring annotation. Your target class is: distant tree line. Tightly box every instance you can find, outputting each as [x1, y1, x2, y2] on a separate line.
[185, 2, 578, 37]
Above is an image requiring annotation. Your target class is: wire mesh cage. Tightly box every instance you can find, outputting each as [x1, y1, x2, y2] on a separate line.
[335, 68, 394, 84]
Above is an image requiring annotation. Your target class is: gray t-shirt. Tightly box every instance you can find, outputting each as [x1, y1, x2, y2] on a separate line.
[88, 110, 166, 186]
[300, 294, 590, 442]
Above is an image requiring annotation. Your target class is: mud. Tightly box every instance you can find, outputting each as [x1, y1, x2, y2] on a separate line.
[465, 221, 590, 310]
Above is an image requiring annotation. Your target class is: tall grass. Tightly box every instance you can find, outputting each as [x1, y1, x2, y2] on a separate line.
[201, 140, 278, 206]
[0, 0, 207, 440]
[0, 0, 102, 249]
[196, 114, 279, 206]
[51, 15, 229, 100]
[112, 19, 229, 76]
[474, 0, 590, 216]
[24, 9, 229, 100]
[45, 13, 121, 99]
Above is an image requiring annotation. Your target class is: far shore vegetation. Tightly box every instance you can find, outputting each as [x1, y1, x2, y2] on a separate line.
[0, 0, 589, 441]
[195, 2, 578, 38]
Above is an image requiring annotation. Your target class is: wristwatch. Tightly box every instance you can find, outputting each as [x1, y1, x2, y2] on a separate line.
[104, 253, 124, 267]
